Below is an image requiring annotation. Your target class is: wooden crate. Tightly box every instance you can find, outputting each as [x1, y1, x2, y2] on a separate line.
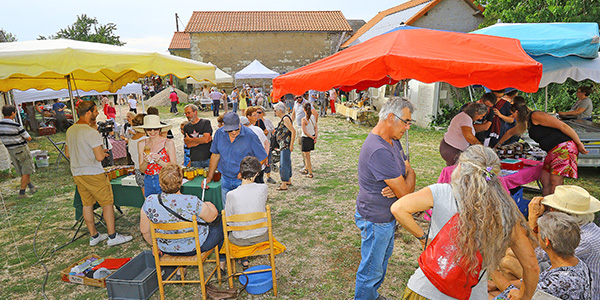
[60, 254, 107, 288]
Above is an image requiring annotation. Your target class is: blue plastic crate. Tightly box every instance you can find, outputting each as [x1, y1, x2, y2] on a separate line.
[511, 187, 529, 217]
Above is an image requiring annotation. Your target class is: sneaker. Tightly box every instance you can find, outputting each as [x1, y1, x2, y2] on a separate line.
[89, 233, 109, 246]
[107, 233, 133, 246]
[17, 193, 30, 199]
[29, 186, 38, 194]
[266, 177, 276, 184]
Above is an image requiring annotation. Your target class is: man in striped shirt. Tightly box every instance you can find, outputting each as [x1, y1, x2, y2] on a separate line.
[0, 105, 37, 198]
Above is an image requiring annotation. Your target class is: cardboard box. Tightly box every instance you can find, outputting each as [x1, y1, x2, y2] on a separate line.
[61, 254, 108, 288]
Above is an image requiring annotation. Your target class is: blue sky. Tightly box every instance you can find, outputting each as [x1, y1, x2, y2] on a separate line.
[2, 0, 404, 53]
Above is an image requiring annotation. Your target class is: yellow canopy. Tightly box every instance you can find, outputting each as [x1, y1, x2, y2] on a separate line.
[0, 39, 216, 92]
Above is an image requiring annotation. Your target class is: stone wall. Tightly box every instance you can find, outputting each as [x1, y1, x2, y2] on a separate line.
[413, 0, 484, 33]
[168, 49, 191, 59]
[189, 31, 346, 75]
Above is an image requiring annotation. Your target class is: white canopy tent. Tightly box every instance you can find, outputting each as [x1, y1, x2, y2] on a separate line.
[536, 55, 600, 88]
[187, 63, 233, 85]
[13, 83, 143, 104]
[234, 60, 279, 80]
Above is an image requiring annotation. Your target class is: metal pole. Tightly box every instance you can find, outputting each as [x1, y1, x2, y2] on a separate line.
[545, 86, 548, 112]
[66, 74, 78, 122]
[405, 130, 410, 161]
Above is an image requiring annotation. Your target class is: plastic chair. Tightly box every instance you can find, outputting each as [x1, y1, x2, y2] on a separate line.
[150, 215, 221, 300]
[221, 205, 279, 296]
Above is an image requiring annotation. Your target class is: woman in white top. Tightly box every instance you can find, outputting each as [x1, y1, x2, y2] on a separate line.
[439, 102, 488, 166]
[127, 114, 148, 195]
[301, 102, 318, 178]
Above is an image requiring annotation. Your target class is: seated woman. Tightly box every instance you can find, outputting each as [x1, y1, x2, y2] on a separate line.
[439, 102, 488, 166]
[225, 156, 268, 269]
[491, 212, 592, 300]
[139, 163, 224, 260]
[558, 85, 593, 121]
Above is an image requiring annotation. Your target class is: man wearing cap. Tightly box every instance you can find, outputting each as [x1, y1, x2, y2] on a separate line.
[65, 100, 133, 247]
[204, 112, 268, 206]
[499, 185, 600, 296]
[183, 104, 212, 168]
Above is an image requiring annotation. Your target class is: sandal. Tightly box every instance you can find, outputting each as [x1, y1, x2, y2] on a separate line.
[306, 174, 313, 178]
[276, 185, 288, 191]
[300, 169, 308, 175]
[240, 258, 250, 270]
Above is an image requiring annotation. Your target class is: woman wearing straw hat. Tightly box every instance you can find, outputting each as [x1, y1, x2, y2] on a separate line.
[135, 115, 177, 197]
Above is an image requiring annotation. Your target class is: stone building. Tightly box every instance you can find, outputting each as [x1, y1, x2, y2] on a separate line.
[168, 11, 353, 75]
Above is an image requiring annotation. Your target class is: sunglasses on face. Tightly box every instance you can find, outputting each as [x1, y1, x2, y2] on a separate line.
[257, 111, 263, 114]
[146, 128, 161, 132]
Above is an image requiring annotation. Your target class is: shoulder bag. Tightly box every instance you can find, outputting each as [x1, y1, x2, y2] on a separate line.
[418, 213, 484, 300]
[157, 193, 221, 227]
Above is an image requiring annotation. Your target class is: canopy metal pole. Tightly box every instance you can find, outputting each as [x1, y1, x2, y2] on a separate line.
[66, 74, 78, 122]
[405, 130, 410, 162]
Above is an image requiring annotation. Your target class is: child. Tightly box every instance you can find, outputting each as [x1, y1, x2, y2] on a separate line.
[180, 121, 191, 167]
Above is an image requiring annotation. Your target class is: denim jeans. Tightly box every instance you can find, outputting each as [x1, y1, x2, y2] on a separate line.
[163, 221, 225, 261]
[220, 175, 241, 208]
[144, 174, 161, 197]
[279, 148, 292, 182]
[232, 102, 238, 113]
[354, 211, 395, 300]
[190, 159, 210, 169]
[212, 100, 220, 116]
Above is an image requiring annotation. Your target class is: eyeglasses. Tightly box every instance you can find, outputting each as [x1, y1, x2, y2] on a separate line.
[393, 113, 414, 126]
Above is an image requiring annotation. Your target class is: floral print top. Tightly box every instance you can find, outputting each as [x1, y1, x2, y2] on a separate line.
[497, 260, 591, 300]
[144, 141, 170, 176]
[275, 114, 292, 150]
[142, 193, 209, 253]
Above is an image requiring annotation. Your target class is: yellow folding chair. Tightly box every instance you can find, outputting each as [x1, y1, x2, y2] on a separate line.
[221, 205, 280, 296]
[150, 215, 221, 300]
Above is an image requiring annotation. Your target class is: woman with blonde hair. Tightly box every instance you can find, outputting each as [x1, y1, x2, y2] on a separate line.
[391, 145, 539, 300]
[239, 87, 248, 117]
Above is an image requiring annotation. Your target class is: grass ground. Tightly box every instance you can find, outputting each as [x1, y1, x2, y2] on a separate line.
[0, 107, 598, 299]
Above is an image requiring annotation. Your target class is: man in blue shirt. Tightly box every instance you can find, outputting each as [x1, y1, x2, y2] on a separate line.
[52, 99, 68, 132]
[354, 97, 416, 300]
[204, 112, 267, 206]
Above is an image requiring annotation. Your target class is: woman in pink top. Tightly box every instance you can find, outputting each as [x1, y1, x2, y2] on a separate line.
[439, 102, 488, 166]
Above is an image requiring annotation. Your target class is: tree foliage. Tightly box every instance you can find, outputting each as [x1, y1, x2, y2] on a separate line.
[39, 14, 124, 46]
[0, 28, 17, 42]
[478, 0, 600, 24]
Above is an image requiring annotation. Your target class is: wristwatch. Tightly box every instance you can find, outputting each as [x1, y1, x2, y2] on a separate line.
[417, 233, 428, 240]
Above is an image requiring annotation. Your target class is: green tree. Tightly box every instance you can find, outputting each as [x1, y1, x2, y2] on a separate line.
[39, 14, 125, 46]
[0, 28, 17, 42]
[478, 0, 600, 24]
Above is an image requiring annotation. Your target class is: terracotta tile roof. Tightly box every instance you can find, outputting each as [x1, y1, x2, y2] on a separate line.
[185, 11, 352, 32]
[341, 0, 484, 48]
[168, 32, 190, 50]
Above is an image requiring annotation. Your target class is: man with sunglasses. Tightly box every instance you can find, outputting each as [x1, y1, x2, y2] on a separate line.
[204, 112, 267, 206]
[354, 97, 415, 300]
[65, 101, 132, 247]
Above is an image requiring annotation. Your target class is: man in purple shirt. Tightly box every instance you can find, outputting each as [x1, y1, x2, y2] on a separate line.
[354, 97, 416, 300]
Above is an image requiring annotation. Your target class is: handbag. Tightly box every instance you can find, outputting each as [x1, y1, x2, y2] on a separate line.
[205, 272, 248, 300]
[157, 193, 221, 227]
[418, 213, 485, 300]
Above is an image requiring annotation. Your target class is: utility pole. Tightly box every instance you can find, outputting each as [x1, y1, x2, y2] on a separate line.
[175, 13, 179, 32]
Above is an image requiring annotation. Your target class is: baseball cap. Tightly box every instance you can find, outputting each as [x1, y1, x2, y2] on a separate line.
[222, 112, 240, 132]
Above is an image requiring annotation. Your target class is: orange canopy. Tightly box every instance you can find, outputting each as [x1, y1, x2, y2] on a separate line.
[273, 26, 543, 99]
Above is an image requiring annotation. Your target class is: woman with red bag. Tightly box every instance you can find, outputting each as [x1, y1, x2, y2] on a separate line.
[391, 145, 539, 300]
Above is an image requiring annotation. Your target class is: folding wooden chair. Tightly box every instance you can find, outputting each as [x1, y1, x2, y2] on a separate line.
[221, 205, 278, 296]
[150, 215, 221, 300]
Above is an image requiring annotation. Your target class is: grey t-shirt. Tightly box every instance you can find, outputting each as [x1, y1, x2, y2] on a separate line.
[225, 183, 268, 240]
[66, 124, 104, 176]
[572, 97, 593, 119]
[406, 183, 488, 299]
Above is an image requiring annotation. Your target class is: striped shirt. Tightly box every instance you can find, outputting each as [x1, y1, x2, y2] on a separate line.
[0, 118, 30, 149]
[536, 222, 600, 298]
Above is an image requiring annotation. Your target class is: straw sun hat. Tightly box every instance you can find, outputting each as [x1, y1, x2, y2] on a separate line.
[542, 185, 600, 215]
[133, 115, 172, 133]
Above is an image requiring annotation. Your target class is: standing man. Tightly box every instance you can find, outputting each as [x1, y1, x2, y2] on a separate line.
[169, 89, 179, 115]
[127, 94, 138, 113]
[354, 97, 416, 300]
[65, 100, 133, 247]
[558, 85, 594, 120]
[0, 105, 37, 198]
[209, 87, 223, 117]
[230, 87, 239, 114]
[52, 99, 68, 132]
[203, 112, 267, 206]
[183, 104, 213, 168]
